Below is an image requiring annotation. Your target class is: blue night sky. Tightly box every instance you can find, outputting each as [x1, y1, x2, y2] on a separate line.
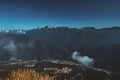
[0, 0, 120, 29]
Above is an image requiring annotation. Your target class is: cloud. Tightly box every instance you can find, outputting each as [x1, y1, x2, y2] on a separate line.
[72, 51, 94, 68]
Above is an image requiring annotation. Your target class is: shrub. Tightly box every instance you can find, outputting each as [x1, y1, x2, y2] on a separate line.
[6, 69, 54, 80]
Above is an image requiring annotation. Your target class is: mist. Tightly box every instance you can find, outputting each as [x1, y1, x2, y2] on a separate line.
[0, 36, 35, 59]
[3, 40, 17, 56]
[72, 51, 94, 68]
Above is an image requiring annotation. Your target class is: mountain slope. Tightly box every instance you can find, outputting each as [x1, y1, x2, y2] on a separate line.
[0, 26, 120, 72]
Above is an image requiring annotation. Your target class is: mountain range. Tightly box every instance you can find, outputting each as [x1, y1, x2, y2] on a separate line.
[0, 26, 120, 72]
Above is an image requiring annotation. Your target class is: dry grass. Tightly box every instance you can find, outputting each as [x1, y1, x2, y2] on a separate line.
[6, 69, 54, 80]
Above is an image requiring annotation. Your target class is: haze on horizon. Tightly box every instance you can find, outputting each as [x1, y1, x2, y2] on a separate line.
[0, 0, 120, 29]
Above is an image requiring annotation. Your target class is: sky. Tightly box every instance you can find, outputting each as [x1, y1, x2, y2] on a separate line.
[0, 0, 120, 29]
